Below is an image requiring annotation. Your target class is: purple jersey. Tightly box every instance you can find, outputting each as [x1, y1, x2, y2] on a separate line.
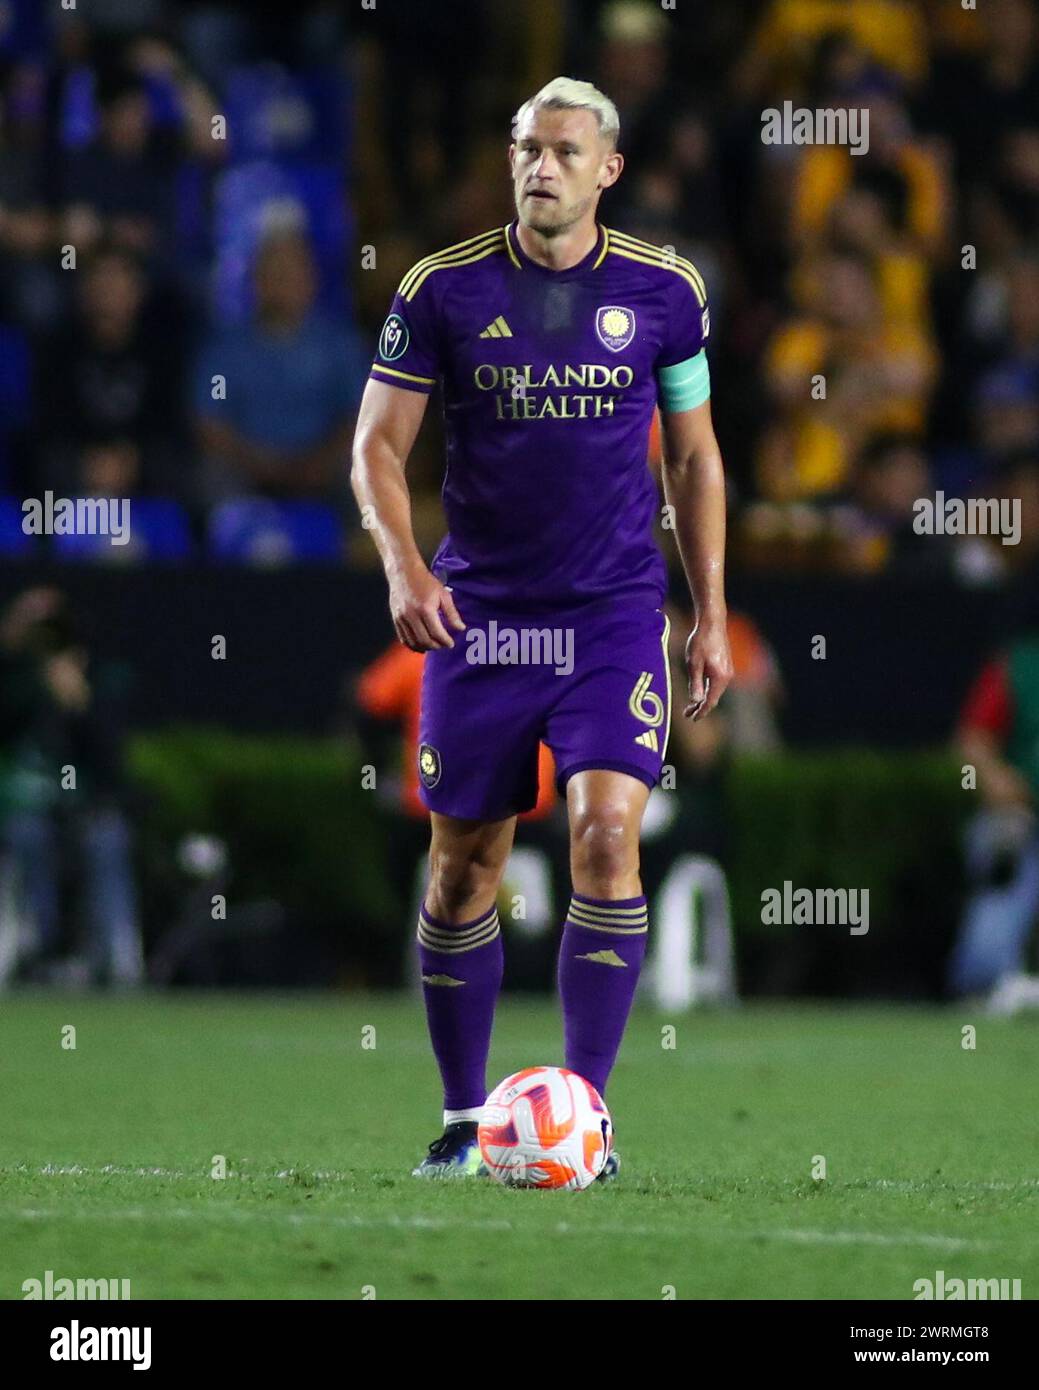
[369, 220, 709, 612]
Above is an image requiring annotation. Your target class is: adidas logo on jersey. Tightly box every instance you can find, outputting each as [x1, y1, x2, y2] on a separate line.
[478, 315, 513, 338]
[634, 729, 659, 752]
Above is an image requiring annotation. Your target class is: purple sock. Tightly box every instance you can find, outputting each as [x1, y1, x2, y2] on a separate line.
[418, 903, 503, 1113]
[557, 892, 648, 1098]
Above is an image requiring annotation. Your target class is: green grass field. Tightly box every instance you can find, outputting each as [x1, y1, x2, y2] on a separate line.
[1, 993, 1037, 1300]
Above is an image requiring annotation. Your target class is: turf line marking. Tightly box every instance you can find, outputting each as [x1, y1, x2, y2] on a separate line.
[4, 1165, 1038, 1196]
[0, 1206, 998, 1249]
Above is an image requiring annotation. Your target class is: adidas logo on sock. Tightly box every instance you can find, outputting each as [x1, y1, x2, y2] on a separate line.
[575, 949, 628, 967]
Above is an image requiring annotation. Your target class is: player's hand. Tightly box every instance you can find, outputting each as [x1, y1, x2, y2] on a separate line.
[683, 616, 732, 720]
[389, 562, 466, 651]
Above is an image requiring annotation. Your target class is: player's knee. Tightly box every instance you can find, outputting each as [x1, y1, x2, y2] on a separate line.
[570, 804, 638, 890]
[426, 846, 501, 921]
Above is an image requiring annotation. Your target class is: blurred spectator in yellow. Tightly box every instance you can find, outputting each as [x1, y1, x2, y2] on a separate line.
[758, 251, 937, 499]
[735, 0, 930, 99]
[792, 92, 948, 260]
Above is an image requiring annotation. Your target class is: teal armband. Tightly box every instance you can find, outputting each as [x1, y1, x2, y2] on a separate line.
[656, 350, 710, 412]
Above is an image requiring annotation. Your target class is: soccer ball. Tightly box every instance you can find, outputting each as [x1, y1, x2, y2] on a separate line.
[478, 1066, 612, 1190]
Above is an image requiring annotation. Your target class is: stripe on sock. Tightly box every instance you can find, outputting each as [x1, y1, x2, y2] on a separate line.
[418, 904, 501, 954]
[566, 896, 648, 936]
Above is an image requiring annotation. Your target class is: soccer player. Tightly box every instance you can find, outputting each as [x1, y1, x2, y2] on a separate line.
[352, 77, 732, 1179]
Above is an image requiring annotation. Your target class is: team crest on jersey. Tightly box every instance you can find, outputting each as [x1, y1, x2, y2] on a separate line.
[418, 742, 441, 788]
[595, 305, 636, 352]
[378, 313, 409, 361]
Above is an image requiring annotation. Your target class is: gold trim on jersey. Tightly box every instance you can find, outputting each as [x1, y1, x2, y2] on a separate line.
[607, 226, 707, 294]
[370, 363, 436, 386]
[398, 228, 506, 301]
[660, 610, 672, 761]
[593, 224, 610, 269]
[504, 221, 522, 269]
[507, 220, 608, 272]
[605, 228, 707, 305]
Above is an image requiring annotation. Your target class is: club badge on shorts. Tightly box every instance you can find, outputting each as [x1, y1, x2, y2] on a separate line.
[418, 743, 442, 788]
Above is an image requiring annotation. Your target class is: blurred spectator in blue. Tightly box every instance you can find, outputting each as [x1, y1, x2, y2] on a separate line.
[973, 362, 1039, 481]
[35, 242, 186, 497]
[193, 228, 368, 502]
[836, 433, 953, 578]
[948, 583, 1039, 1010]
[57, 66, 178, 266]
[0, 59, 64, 331]
[0, 586, 142, 988]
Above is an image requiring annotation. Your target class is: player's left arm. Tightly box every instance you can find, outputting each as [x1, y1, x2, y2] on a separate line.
[655, 267, 732, 720]
[659, 398, 733, 720]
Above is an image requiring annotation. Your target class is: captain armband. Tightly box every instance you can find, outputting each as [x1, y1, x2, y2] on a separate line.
[655, 350, 710, 412]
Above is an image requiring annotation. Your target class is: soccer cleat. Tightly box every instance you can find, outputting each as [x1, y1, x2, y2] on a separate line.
[595, 1148, 621, 1183]
[411, 1120, 488, 1178]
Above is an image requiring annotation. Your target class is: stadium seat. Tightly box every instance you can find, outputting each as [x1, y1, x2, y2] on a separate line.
[51, 499, 193, 562]
[223, 65, 351, 164]
[0, 496, 34, 557]
[0, 324, 31, 488]
[207, 498, 343, 564]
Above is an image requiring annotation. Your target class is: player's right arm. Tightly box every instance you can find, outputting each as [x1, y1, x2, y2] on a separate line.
[351, 377, 465, 651]
[352, 272, 465, 652]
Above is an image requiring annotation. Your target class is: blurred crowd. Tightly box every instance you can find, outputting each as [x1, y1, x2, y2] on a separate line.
[0, 0, 1036, 577]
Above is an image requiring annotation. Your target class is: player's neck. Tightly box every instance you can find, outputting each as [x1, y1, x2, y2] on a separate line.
[515, 217, 599, 272]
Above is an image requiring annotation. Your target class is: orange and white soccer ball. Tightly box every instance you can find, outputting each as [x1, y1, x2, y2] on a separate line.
[478, 1066, 612, 1190]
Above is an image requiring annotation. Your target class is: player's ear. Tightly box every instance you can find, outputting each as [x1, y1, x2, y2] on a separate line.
[600, 149, 623, 189]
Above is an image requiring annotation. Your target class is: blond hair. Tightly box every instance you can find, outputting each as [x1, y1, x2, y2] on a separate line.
[512, 77, 620, 149]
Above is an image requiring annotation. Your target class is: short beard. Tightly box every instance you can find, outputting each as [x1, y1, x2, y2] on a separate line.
[517, 192, 592, 237]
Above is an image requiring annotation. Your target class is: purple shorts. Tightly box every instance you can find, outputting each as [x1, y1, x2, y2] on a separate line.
[417, 594, 673, 819]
